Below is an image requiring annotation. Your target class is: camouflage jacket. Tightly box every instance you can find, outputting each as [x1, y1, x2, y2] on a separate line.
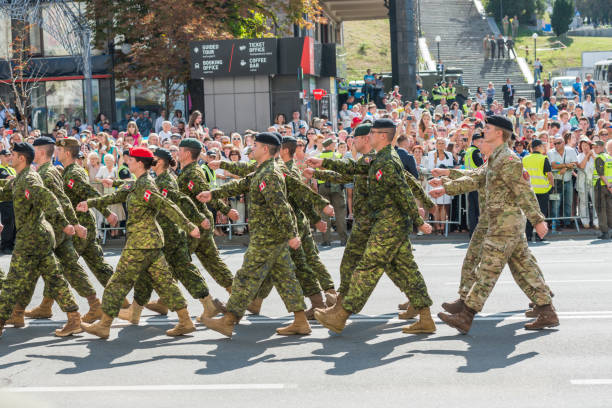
[177, 161, 227, 222]
[0, 166, 70, 254]
[445, 166, 488, 227]
[87, 173, 197, 250]
[212, 158, 298, 246]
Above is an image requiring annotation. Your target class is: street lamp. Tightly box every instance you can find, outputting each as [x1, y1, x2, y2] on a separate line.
[532, 33, 538, 61]
[435, 35, 441, 62]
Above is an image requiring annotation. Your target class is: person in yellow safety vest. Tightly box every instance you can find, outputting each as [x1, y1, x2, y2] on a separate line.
[317, 138, 347, 246]
[440, 81, 449, 100]
[201, 148, 218, 188]
[447, 81, 457, 104]
[417, 90, 430, 108]
[592, 140, 612, 239]
[523, 139, 554, 241]
[0, 149, 16, 253]
[463, 133, 485, 236]
[431, 84, 443, 106]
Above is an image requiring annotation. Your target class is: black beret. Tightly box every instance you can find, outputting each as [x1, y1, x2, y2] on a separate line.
[154, 147, 172, 162]
[372, 118, 396, 130]
[353, 123, 372, 137]
[123, 149, 131, 156]
[255, 132, 281, 146]
[531, 139, 543, 148]
[13, 142, 34, 159]
[281, 136, 297, 144]
[485, 115, 513, 132]
[33, 136, 56, 146]
[179, 138, 203, 150]
[0, 149, 10, 156]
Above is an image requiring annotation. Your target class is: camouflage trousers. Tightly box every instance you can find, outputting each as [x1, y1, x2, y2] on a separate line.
[0, 268, 5, 291]
[343, 220, 433, 314]
[301, 227, 335, 291]
[464, 233, 552, 312]
[101, 248, 186, 318]
[0, 249, 78, 320]
[133, 236, 210, 305]
[227, 243, 306, 319]
[19, 236, 97, 307]
[73, 235, 114, 287]
[458, 222, 487, 300]
[338, 221, 371, 297]
[193, 229, 234, 289]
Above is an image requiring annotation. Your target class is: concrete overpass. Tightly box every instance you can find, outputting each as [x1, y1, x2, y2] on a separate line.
[323, 0, 388, 21]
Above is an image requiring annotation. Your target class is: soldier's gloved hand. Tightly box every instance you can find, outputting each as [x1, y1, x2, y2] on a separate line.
[208, 160, 221, 170]
[101, 178, 114, 188]
[428, 178, 443, 187]
[306, 157, 324, 168]
[75, 224, 87, 239]
[197, 191, 212, 203]
[535, 221, 548, 239]
[227, 209, 240, 222]
[323, 204, 335, 217]
[63, 225, 76, 236]
[76, 201, 89, 212]
[418, 223, 433, 235]
[200, 219, 211, 230]
[302, 168, 315, 179]
[315, 220, 327, 233]
[431, 168, 450, 177]
[190, 227, 201, 239]
[429, 187, 446, 199]
[418, 208, 425, 218]
[288, 236, 301, 249]
[107, 212, 118, 227]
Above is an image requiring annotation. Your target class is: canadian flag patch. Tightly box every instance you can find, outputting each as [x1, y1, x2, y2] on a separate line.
[67, 179, 75, 189]
[282, 173, 287, 178]
[259, 181, 266, 191]
[25, 189, 29, 199]
[508, 156, 514, 161]
[143, 190, 152, 202]
[187, 180, 194, 191]
[161, 189, 168, 197]
[375, 169, 383, 181]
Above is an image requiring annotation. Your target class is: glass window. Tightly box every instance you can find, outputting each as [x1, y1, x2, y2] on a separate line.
[30, 84, 47, 133]
[28, 23, 42, 55]
[0, 16, 10, 59]
[46, 80, 84, 131]
[42, 6, 69, 57]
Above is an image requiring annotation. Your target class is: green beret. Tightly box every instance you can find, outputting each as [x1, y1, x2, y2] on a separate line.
[255, 132, 281, 146]
[55, 137, 80, 148]
[179, 138, 202, 151]
[322, 138, 335, 147]
[353, 124, 372, 137]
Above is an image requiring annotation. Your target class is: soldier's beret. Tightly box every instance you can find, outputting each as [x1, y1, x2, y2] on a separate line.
[281, 136, 297, 144]
[255, 132, 281, 146]
[55, 137, 80, 148]
[531, 139, 544, 148]
[372, 118, 396, 130]
[0, 149, 10, 156]
[129, 147, 154, 158]
[32, 136, 56, 146]
[485, 115, 513, 132]
[154, 147, 172, 162]
[179, 138, 202, 151]
[13, 142, 34, 159]
[353, 123, 372, 137]
[123, 149, 131, 156]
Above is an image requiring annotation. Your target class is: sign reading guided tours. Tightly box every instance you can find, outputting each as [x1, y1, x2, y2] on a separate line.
[190, 39, 278, 77]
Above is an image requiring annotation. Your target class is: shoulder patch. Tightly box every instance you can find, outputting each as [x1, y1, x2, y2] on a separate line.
[259, 181, 266, 191]
[187, 180, 194, 191]
[25, 189, 30, 199]
[67, 179, 74, 189]
[161, 188, 168, 197]
[375, 169, 383, 181]
[143, 190, 152, 202]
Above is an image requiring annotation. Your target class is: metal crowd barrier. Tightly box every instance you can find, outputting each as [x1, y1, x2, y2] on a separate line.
[546, 173, 580, 233]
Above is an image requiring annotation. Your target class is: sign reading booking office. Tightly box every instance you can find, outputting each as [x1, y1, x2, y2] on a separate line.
[190, 38, 278, 77]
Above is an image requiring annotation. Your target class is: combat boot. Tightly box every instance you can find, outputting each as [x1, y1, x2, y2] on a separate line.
[166, 308, 196, 336]
[442, 298, 465, 314]
[197, 295, 226, 322]
[324, 289, 338, 307]
[117, 301, 143, 324]
[82, 296, 103, 323]
[81, 312, 113, 339]
[247, 297, 263, 315]
[305, 293, 326, 320]
[524, 305, 560, 330]
[314, 305, 351, 334]
[527, 291, 555, 313]
[145, 299, 168, 316]
[226, 286, 232, 294]
[6, 304, 25, 328]
[398, 304, 419, 320]
[398, 300, 410, 310]
[121, 298, 130, 309]
[276, 311, 312, 335]
[438, 305, 476, 334]
[0, 319, 4, 338]
[402, 307, 436, 334]
[201, 312, 238, 338]
[55, 311, 83, 337]
[24, 297, 53, 319]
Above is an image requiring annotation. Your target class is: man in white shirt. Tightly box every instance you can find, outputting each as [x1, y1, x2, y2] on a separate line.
[338, 103, 355, 131]
[582, 94, 596, 128]
[158, 120, 173, 142]
[154, 109, 166, 133]
[547, 135, 578, 230]
[290, 111, 308, 136]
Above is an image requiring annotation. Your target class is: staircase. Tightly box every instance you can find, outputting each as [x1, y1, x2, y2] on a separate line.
[420, 0, 533, 102]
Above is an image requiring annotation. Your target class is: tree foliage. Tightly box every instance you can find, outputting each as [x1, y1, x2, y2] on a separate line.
[575, 0, 612, 25]
[551, 0, 575, 37]
[485, 0, 546, 23]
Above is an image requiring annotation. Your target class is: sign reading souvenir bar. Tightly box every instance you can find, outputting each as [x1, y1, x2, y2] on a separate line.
[190, 38, 278, 77]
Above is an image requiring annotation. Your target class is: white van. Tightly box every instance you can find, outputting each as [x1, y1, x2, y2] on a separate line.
[593, 59, 612, 96]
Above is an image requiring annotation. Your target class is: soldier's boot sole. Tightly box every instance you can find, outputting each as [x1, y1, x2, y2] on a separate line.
[144, 300, 168, 316]
[166, 323, 196, 337]
[398, 301, 410, 310]
[276, 321, 312, 336]
[81, 322, 110, 339]
[314, 309, 349, 334]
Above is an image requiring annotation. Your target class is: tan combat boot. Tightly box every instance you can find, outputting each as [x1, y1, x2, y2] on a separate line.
[402, 307, 436, 334]
[145, 299, 168, 316]
[166, 308, 196, 336]
[438, 305, 476, 334]
[121, 298, 130, 309]
[81, 312, 113, 339]
[55, 311, 83, 337]
[276, 311, 312, 335]
[524, 305, 560, 330]
[398, 304, 419, 320]
[197, 295, 226, 322]
[201, 312, 238, 338]
[226, 286, 232, 294]
[314, 304, 351, 334]
[6, 304, 25, 327]
[81, 295, 103, 323]
[117, 301, 143, 324]
[0, 319, 5, 338]
[398, 300, 410, 310]
[324, 289, 338, 307]
[247, 297, 263, 315]
[442, 298, 465, 314]
[305, 293, 326, 320]
[24, 297, 53, 319]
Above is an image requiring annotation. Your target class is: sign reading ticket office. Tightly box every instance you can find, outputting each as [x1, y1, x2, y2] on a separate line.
[190, 39, 278, 77]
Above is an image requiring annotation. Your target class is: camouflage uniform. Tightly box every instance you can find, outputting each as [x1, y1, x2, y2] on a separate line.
[322, 145, 432, 313]
[0, 167, 78, 320]
[443, 144, 552, 312]
[61, 163, 114, 286]
[176, 161, 234, 288]
[87, 174, 196, 317]
[211, 158, 305, 319]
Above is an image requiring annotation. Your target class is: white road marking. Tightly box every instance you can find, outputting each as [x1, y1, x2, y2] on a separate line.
[2, 384, 295, 393]
[445, 279, 612, 285]
[571, 379, 612, 385]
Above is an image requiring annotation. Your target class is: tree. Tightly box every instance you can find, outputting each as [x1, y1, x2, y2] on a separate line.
[551, 0, 575, 37]
[485, 0, 546, 23]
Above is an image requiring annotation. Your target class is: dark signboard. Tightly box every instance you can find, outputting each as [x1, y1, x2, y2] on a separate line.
[190, 38, 278, 77]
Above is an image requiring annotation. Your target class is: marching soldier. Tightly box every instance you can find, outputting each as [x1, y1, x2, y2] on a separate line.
[0, 149, 16, 254]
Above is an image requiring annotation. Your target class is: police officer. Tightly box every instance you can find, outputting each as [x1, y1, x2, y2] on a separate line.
[523, 139, 554, 241]
[0, 149, 16, 253]
[464, 133, 485, 236]
[593, 140, 612, 239]
[447, 81, 457, 105]
[317, 138, 347, 246]
[431, 83, 443, 106]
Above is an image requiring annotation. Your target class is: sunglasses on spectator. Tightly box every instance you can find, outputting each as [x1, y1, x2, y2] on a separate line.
[554, 142, 563, 145]
[232, 137, 241, 140]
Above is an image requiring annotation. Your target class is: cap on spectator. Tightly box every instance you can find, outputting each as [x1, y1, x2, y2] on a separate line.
[351, 117, 362, 128]
[531, 139, 544, 148]
[553, 135, 563, 141]
[298, 124, 306, 129]
[325, 121, 333, 127]
[170, 133, 182, 139]
[579, 137, 592, 145]
[594, 140, 605, 147]
[179, 138, 202, 151]
[485, 115, 513, 132]
[255, 132, 281, 146]
[353, 123, 372, 137]
[129, 147, 154, 158]
[571, 126, 580, 132]
[32, 136, 55, 146]
[123, 149, 131, 156]
[372, 118, 396, 129]
[527, 126, 536, 131]
[55, 137, 80, 148]
[322, 138, 335, 147]
[576, 105, 583, 109]
[281, 136, 297, 144]
[0, 149, 10, 156]
[472, 133, 484, 140]
[154, 148, 172, 161]
[77, 151, 85, 159]
[206, 148, 219, 156]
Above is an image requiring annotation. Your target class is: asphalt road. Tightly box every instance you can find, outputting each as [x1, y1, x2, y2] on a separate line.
[0, 237, 611, 408]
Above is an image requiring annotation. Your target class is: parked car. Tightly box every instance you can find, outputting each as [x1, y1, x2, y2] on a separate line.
[551, 76, 576, 98]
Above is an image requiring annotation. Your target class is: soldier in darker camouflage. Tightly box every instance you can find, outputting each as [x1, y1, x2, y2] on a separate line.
[198, 132, 310, 338]
[0, 142, 82, 338]
[77, 147, 200, 340]
[308, 119, 436, 335]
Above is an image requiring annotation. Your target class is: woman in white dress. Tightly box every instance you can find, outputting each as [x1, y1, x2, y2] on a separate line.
[95, 154, 126, 237]
[576, 138, 598, 229]
[426, 138, 454, 234]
